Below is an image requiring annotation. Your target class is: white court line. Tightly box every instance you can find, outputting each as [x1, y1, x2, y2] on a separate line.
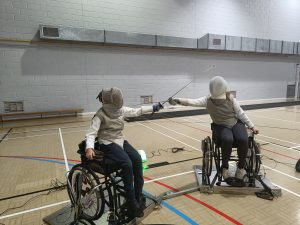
[1, 129, 87, 141]
[145, 170, 194, 183]
[179, 117, 210, 129]
[151, 119, 277, 154]
[149, 121, 200, 142]
[184, 116, 300, 149]
[138, 119, 300, 196]
[262, 165, 300, 181]
[248, 113, 300, 124]
[59, 128, 70, 172]
[0, 200, 70, 220]
[0, 124, 89, 136]
[257, 134, 299, 146]
[291, 145, 300, 150]
[137, 122, 200, 151]
[258, 141, 300, 153]
[252, 108, 300, 114]
[0, 122, 138, 138]
[272, 183, 300, 198]
[238, 97, 293, 103]
[0, 132, 59, 141]
[179, 117, 296, 153]
[168, 117, 299, 154]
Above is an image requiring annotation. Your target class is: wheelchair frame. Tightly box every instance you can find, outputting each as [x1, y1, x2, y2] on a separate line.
[201, 126, 262, 188]
[65, 140, 161, 225]
[67, 157, 136, 225]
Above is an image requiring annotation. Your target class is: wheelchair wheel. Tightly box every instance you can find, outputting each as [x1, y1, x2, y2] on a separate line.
[246, 137, 261, 177]
[253, 141, 261, 174]
[201, 137, 213, 184]
[67, 164, 105, 221]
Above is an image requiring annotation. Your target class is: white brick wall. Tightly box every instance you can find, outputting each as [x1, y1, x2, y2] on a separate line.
[1, 0, 300, 40]
[0, 0, 300, 112]
[0, 44, 297, 112]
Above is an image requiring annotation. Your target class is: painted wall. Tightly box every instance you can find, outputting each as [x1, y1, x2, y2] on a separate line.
[0, 0, 299, 112]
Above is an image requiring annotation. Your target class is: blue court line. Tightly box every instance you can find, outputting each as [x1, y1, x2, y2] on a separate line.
[4, 156, 199, 225]
[24, 157, 74, 166]
[143, 190, 199, 225]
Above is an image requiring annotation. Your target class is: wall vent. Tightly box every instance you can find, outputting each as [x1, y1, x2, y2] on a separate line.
[42, 27, 59, 38]
[213, 38, 221, 45]
[4, 101, 24, 113]
[140, 96, 153, 104]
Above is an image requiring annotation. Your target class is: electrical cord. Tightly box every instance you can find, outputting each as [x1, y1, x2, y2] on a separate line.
[147, 147, 191, 158]
[261, 155, 295, 169]
[0, 178, 67, 218]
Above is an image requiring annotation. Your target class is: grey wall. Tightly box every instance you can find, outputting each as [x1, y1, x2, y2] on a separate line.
[0, 0, 300, 112]
[0, 43, 297, 112]
[1, 0, 300, 41]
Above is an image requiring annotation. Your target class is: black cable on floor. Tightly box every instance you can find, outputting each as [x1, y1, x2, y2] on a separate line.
[147, 147, 192, 159]
[0, 178, 67, 218]
[261, 155, 295, 169]
[0, 128, 12, 144]
[0, 184, 67, 202]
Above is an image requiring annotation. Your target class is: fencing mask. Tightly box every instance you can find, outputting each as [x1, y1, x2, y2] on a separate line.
[97, 87, 123, 109]
[209, 76, 228, 99]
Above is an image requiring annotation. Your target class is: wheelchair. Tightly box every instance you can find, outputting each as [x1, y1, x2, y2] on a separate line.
[201, 123, 262, 188]
[67, 139, 135, 225]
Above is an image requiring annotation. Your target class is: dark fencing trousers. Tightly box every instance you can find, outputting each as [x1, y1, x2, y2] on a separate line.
[100, 140, 144, 202]
[213, 122, 248, 169]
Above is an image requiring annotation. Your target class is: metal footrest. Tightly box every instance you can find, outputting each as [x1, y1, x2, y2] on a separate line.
[161, 165, 282, 201]
[43, 195, 161, 225]
[194, 165, 282, 196]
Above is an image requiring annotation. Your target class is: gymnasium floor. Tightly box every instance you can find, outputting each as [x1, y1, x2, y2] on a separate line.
[0, 105, 300, 225]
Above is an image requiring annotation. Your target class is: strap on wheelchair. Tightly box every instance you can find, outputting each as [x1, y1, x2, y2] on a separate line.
[254, 174, 274, 201]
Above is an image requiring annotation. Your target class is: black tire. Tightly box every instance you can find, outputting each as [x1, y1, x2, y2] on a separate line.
[67, 164, 105, 221]
[213, 142, 222, 180]
[246, 147, 254, 175]
[202, 137, 213, 184]
[296, 159, 300, 172]
[253, 142, 261, 174]
[206, 137, 213, 176]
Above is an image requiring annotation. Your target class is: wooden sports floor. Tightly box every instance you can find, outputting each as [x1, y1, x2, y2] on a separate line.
[0, 105, 300, 225]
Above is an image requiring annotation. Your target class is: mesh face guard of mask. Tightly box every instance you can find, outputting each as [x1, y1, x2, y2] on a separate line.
[97, 87, 123, 108]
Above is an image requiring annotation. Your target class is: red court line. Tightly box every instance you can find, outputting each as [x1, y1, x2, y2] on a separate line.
[166, 118, 210, 134]
[261, 148, 298, 160]
[1, 154, 241, 224]
[165, 118, 298, 160]
[144, 176, 242, 225]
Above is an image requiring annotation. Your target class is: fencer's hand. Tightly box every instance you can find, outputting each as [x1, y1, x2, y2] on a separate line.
[152, 102, 164, 112]
[168, 97, 181, 106]
[251, 127, 259, 134]
[86, 148, 95, 160]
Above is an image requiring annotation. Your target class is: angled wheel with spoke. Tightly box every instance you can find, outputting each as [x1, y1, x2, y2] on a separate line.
[67, 164, 105, 221]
